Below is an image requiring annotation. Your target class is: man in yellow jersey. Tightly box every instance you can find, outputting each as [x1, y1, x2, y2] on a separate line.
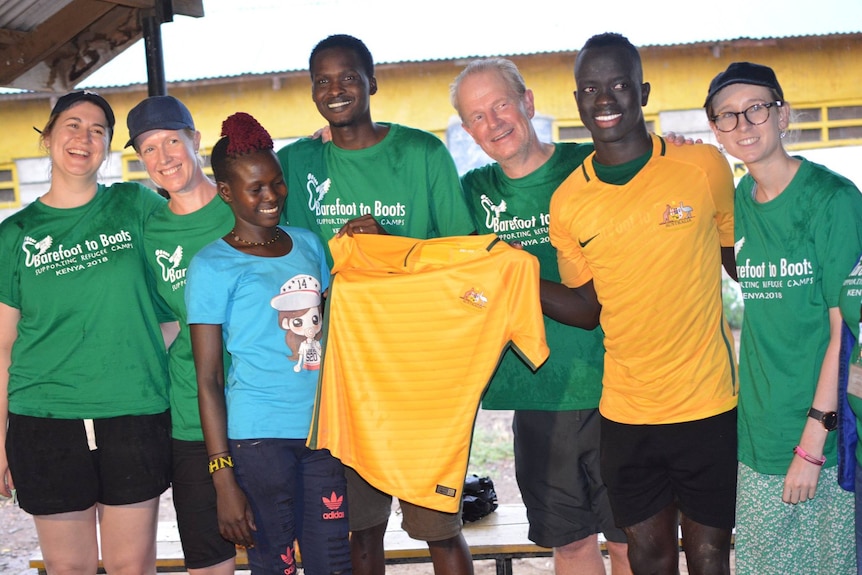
[547, 33, 738, 575]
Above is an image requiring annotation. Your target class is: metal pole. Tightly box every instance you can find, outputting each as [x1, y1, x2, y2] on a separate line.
[142, 1, 174, 96]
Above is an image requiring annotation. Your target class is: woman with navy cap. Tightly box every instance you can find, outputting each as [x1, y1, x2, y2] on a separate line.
[128, 95, 237, 575]
[0, 91, 171, 573]
[705, 62, 862, 573]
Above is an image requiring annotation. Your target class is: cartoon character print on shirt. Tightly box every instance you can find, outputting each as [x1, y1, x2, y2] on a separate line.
[270, 274, 323, 372]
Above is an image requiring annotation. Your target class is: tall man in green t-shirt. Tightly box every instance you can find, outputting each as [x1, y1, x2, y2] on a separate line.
[451, 57, 632, 575]
[277, 34, 475, 575]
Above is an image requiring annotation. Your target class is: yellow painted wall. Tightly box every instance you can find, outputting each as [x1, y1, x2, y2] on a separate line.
[1, 33, 859, 163]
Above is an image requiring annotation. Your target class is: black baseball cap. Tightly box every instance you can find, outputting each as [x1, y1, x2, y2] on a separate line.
[126, 95, 195, 148]
[49, 91, 116, 135]
[704, 62, 784, 109]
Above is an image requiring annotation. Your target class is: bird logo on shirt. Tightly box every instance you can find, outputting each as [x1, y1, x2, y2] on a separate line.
[21, 235, 53, 267]
[155, 246, 184, 283]
[306, 173, 331, 212]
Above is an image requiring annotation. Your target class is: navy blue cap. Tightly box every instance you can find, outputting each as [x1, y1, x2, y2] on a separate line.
[126, 95, 195, 148]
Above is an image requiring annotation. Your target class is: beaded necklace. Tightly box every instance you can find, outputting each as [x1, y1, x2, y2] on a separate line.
[230, 226, 281, 246]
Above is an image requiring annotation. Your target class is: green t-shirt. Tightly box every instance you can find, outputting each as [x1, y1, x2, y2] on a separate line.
[143, 195, 235, 440]
[839, 254, 862, 465]
[735, 158, 862, 473]
[0, 182, 170, 419]
[278, 123, 475, 266]
[462, 142, 604, 410]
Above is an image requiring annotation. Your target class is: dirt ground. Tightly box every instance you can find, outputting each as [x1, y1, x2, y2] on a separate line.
[0, 409, 707, 574]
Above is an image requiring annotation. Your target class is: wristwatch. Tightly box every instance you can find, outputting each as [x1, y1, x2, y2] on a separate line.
[808, 407, 838, 432]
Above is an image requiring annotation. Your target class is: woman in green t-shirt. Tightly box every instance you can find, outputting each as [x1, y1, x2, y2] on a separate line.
[706, 62, 862, 574]
[129, 95, 237, 575]
[0, 91, 171, 574]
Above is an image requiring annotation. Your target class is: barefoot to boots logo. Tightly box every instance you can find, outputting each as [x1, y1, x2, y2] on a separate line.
[322, 491, 345, 520]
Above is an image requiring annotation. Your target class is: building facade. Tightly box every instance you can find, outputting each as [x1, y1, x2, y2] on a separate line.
[1, 32, 860, 220]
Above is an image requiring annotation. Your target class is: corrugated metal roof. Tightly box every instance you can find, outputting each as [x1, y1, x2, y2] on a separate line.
[0, 0, 74, 30]
[1, 27, 858, 94]
[110, 31, 862, 88]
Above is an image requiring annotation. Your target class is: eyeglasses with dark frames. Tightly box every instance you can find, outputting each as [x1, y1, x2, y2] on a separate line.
[710, 101, 784, 133]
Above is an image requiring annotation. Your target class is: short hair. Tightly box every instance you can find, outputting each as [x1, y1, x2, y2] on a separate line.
[309, 34, 374, 78]
[211, 112, 274, 183]
[575, 32, 642, 80]
[449, 58, 527, 118]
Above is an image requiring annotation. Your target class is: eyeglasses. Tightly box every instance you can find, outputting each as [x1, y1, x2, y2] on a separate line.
[710, 101, 784, 133]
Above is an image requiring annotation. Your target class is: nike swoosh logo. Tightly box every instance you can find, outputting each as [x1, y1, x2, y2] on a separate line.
[578, 234, 599, 248]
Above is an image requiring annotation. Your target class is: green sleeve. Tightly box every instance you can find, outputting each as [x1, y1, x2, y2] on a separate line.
[427, 140, 475, 237]
[814, 179, 862, 307]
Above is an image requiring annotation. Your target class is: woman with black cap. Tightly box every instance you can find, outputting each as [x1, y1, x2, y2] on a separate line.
[0, 91, 172, 573]
[705, 62, 862, 574]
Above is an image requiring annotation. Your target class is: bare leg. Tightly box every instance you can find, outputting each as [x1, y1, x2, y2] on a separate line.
[427, 532, 473, 575]
[622, 504, 680, 575]
[98, 496, 160, 575]
[554, 534, 607, 575]
[33, 506, 99, 574]
[679, 513, 731, 575]
[188, 557, 236, 575]
[351, 520, 388, 575]
[606, 540, 633, 575]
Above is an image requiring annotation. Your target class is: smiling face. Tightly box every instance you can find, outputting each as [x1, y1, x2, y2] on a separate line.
[310, 46, 376, 128]
[43, 101, 110, 179]
[458, 69, 537, 169]
[709, 83, 788, 166]
[284, 307, 322, 339]
[218, 149, 286, 233]
[135, 128, 205, 195]
[574, 45, 650, 150]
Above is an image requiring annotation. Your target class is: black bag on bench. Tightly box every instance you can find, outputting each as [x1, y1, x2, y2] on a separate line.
[462, 474, 498, 522]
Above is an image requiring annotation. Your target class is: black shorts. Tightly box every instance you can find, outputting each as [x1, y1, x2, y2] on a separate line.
[6, 411, 171, 516]
[514, 409, 626, 548]
[600, 409, 737, 530]
[171, 439, 236, 569]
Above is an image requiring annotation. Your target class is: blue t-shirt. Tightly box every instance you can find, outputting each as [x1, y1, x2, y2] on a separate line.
[186, 226, 330, 439]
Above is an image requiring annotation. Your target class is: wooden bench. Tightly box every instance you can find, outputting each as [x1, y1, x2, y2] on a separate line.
[30, 504, 552, 574]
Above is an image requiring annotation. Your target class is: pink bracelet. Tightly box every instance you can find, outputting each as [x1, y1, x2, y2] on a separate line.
[793, 445, 826, 466]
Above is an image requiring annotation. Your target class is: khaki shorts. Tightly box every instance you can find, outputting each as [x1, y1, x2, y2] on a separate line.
[345, 466, 462, 541]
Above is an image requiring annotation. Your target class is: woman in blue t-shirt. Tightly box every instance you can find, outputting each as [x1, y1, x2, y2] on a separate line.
[187, 112, 350, 575]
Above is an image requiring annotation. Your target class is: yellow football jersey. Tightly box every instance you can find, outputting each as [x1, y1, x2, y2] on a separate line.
[308, 233, 549, 513]
[549, 135, 737, 425]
